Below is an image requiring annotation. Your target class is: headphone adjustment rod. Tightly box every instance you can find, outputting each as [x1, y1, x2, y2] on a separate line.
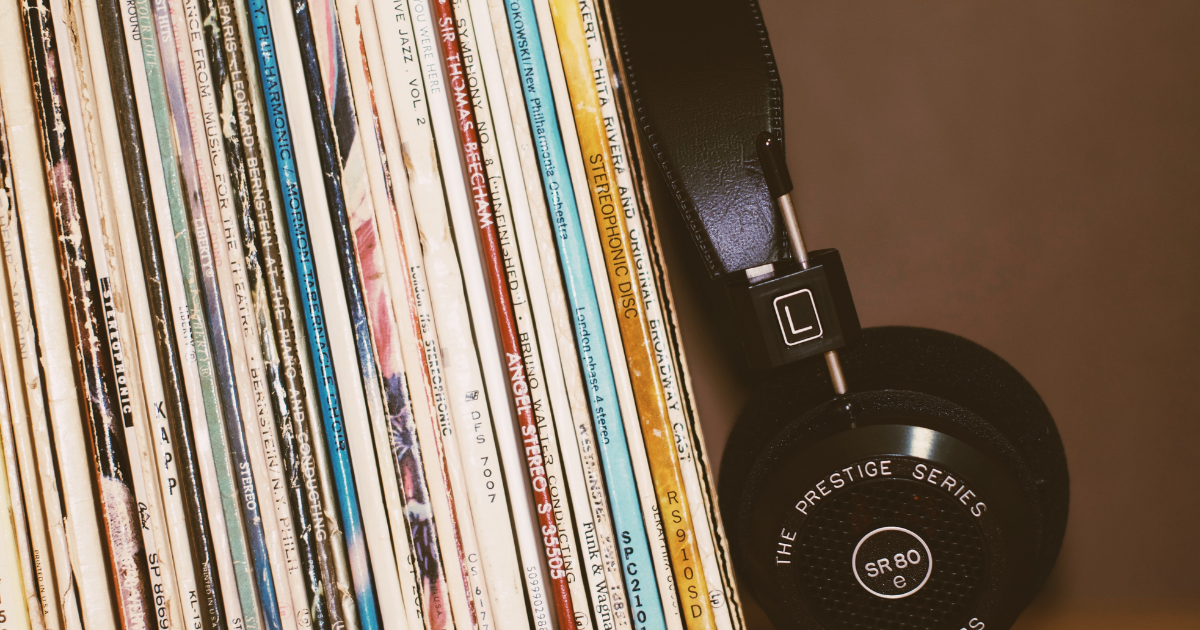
[726, 133, 856, 391]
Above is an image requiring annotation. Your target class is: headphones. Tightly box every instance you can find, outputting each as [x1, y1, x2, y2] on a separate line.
[607, 1, 1070, 628]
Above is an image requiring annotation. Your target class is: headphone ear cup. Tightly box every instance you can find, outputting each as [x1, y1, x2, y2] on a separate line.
[720, 326, 1069, 621]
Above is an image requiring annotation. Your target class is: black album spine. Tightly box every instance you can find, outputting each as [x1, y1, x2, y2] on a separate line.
[91, 0, 229, 627]
[16, 3, 156, 629]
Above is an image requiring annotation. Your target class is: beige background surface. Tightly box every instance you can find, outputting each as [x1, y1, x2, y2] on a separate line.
[650, 1, 1200, 627]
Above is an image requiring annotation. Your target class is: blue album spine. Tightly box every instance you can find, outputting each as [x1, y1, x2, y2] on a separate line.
[502, 2, 667, 628]
[241, 2, 382, 629]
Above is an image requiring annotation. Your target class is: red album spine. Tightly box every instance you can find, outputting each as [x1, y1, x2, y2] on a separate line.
[431, 0, 577, 624]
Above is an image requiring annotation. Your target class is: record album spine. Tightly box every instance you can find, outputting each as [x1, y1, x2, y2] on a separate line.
[0, 117, 35, 630]
[142, 0, 281, 621]
[171, 0, 310, 620]
[0, 359, 33, 630]
[576, 3, 739, 627]
[479, 2, 631, 627]
[60, 0, 194, 624]
[0, 6, 108, 629]
[0, 361, 35, 630]
[500, 2, 668, 629]
[470, 1, 632, 624]
[430, 0, 580, 625]
[382, 0, 534, 625]
[87, 0, 232, 624]
[242, 0, 395, 626]
[361, 0, 497, 624]
[348, 5, 481, 622]
[411, 0, 555, 625]
[544, 1, 716, 626]
[267, 0, 424, 624]
[18, 0, 157, 626]
[215, 0, 351, 624]
[122, 0, 256, 625]
[527, 1, 679, 624]
[238, 0, 364, 618]
[286, 1, 425, 628]
[0, 98, 61, 630]
[0, 7, 109, 629]
[325, 1, 462, 626]
[108, 2, 232, 625]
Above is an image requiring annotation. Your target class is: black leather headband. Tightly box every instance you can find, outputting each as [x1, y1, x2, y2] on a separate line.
[608, 0, 785, 279]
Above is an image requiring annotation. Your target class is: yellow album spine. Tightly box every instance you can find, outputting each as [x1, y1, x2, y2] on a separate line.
[545, 1, 718, 627]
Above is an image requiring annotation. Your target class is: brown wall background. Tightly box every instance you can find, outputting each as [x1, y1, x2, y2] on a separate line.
[653, 0, 1200, 625]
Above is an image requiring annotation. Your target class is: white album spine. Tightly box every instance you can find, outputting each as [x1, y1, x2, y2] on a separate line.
[408, 0, 554, 625]
[0, 118, 38, 630]
[0, 360, 33, 630]
[0, 100, 60, 630]
[265, 0, 413, 626]
[0, 1, 114, 626]
[107, 5, 213, 628]
[49, 0, 167, 626]
[124, 0, 252, 622]
[67, 0, 194, 626]
[363, 0, 499, 624]
[375, 0, 533, 625]
[172, 0, 307, 621]
[309, 1, 427, 627]
[453, 1, 597, 625]
[353, 2, 482, 627]
[480, 2, 633, 627]
[229, 0, 361, 621]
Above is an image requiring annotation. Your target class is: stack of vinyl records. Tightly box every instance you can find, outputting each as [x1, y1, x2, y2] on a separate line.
[0, 0, 742, 628]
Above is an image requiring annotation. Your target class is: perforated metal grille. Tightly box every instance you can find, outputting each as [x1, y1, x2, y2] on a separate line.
[795, 479, 986, 629]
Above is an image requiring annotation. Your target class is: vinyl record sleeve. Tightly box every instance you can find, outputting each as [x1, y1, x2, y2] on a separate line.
[60, 1, 191, 626]
[26, 0, 157, 625]
[0, 98, 60, 630]
[350, 33, 480, 629]
[576, 2, 742, 626]
[480, 1, 633, 627]
[110, 1, 230, 625]
[360, 0, 497, 624]
[543, 1, 719, 625]
[0, 333, 36, 630]
[500, 1, 671, 628]
[124, 0, 256, 625]
[596, 1, 747, 624]
[169, 0, 307, 621]
[453, 0, 604, 624]
[350, 4, 480, 629]
[249, 0, 409, 626]
[0, 5, 108, 627]
[0, 359, 33, 630]
[286, 0, 427, 627]
[140, 0, 277, 621]
[411, 0, 557, 625]
[215, 0, 352, 623]
[432, 0, 582, 623]
[376, 0, 534, 626]
[325, 1, 464, 626]
[595, 0, 744, 619]
[240, 0, 390, 621]
[0, 117, 37, 630]
[237, 0, 362, 615]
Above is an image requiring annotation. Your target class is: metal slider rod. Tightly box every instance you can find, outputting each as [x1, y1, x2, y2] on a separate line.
[758, 133, 847, 395]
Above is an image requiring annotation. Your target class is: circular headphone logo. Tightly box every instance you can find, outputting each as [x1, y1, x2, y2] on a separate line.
[851, 527, 933, 599]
